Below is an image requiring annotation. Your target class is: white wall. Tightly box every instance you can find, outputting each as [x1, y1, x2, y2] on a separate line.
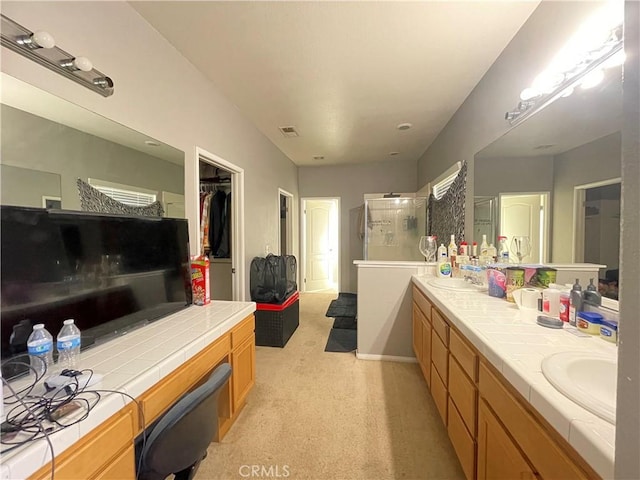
[0, 1, 298, 298]
[615, 1, 640, 477]
[474, 155, 555, 197]
[298, 158, 417, 292]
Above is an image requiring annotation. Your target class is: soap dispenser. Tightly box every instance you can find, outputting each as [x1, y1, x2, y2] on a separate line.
[583, 278, 602, 306]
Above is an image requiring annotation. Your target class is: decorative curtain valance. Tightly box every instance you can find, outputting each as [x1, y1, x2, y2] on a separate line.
[427, 161, 466, 245]
[77, 178, 164, 217]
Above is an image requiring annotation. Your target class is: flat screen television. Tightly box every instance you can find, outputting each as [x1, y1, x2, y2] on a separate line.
[1, 206, 192, 378]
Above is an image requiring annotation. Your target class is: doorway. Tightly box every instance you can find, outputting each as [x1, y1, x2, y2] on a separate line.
[301, 198, 339, 293]
[196, 147, 245, 301]
[573, 179, 621, 298]
[278, 188, 294, 255]
[499, 192, 550, 264]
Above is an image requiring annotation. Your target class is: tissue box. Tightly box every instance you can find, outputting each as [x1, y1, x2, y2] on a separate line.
[191, 256, 210, 305]
[521, 265, 557, 288]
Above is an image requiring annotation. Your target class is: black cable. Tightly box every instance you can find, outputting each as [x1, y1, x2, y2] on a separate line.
[2, 364, 148, 479]
[1, 377, 56, 480]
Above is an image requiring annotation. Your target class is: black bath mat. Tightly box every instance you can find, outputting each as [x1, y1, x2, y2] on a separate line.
[324, 328, 357, 353]
[332, 316, 357, 330]
[325, 292, 357, 318]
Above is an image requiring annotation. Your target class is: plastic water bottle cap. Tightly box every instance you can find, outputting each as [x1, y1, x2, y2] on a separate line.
[34, 324, 44, 330]
[63, 319, 75, 325]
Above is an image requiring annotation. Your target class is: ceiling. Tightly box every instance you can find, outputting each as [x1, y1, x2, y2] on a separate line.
[131, 1, 539, 167]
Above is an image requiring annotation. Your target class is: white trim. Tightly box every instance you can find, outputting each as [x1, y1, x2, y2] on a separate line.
[195, 147, 246, 301]
[300, 197, 340, 293]
[431, 161, 462, 199]
[355, 353, 418, 363]
[42, 195, 62, 208]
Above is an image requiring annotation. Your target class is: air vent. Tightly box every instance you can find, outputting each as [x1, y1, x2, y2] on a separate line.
[312, 155, 324, 161]
[278, 126, 299, 138]
[534, 144, 556, 150]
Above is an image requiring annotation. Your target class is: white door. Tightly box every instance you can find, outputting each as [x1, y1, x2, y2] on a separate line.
[303, 199, 338, 292]
[162, 191, 185, 218]
[500, 193, 549, 263]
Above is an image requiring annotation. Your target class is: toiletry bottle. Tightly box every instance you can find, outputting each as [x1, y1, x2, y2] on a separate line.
[448, 235, 457, 258]
[437, 243, 447, 260]
[497, 236, 509, 263]
[488, 243, 497, 262]
[480, 235, 489, 256]
[584, 278, 602, 306]
[472, 242, 478, 257]
[437, 259, 452, 278]
[459, 241, 468, 256]
[569, 278, 583, 326]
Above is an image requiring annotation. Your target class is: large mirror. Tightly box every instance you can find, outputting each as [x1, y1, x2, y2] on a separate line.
[473, 59, 622, 299]
[0, 73, 185, 217]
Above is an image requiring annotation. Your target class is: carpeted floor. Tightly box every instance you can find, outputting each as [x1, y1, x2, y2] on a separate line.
[198, 293, 464, 480]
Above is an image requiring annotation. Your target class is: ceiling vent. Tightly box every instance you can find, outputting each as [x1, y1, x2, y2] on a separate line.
[278, 126, 299, 138]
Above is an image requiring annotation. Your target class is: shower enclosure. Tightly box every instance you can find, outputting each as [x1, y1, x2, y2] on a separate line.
[364, 196, 427, 261]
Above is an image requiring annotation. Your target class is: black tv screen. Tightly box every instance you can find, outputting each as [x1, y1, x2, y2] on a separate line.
[1, 206, 192, 376]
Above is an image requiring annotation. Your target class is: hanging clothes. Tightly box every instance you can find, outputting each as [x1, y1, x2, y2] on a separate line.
[208, 189, 227, 257]
[217, 191, 231, 258]
[200, 191, 212, 256]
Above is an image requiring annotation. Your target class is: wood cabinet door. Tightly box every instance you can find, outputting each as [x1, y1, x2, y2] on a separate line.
[232, 335, 256, 413]
[421, 318, 432, 386]
[412, 303, 423, 363]
[477, 399, 536, 480]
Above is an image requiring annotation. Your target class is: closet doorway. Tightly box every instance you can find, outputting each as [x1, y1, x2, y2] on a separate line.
[278, 189, 294, 255]
[197, 147, 245, 301]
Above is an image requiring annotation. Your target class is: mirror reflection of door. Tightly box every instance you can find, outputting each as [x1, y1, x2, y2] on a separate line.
[499, 193, 549, 264]
[302, 198, 339, 293]
[574, 180, 620, 299]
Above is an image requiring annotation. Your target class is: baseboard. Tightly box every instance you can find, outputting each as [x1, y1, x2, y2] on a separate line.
[355, 352, 417, 363]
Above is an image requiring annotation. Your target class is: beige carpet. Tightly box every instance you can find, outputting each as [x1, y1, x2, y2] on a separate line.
[198, 293, 464, 480]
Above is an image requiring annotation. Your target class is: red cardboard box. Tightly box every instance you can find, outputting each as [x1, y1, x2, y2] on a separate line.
[191, 256, 210, 305]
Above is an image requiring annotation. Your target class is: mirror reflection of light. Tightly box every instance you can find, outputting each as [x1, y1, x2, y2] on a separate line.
[581, 69, 605, 89]
[603, 50, 626, 69]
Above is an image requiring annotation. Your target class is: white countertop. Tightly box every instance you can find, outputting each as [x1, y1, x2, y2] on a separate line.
[412, 274, 616, 479]
[0, 301, 255, 480]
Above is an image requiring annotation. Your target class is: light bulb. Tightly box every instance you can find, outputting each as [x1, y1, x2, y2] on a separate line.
[31, 30, 55, 49]
[73, 56, 93, 72]
[580, 69, 604, 89]
[532, 71, 564, 94]
[560, 87, 574, 98]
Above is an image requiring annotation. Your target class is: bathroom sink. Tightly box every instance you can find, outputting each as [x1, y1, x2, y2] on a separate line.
[426, 277, 486, 292]
[541, 352, 617, 425]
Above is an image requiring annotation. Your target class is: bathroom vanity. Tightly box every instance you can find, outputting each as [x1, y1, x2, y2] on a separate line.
[412, 275, 616, 479]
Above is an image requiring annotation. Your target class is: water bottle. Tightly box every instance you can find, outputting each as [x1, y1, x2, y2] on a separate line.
[57, 319, 81, 370]
[27, 324, 54, 378]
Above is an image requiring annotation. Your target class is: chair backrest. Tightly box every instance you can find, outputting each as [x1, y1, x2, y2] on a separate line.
[139, 363, 232, 479]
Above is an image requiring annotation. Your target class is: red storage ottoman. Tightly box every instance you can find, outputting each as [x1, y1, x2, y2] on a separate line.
[255, 291, 299, 347]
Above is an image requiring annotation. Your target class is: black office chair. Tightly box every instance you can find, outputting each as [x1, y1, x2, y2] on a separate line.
[137, 363, 232, 480]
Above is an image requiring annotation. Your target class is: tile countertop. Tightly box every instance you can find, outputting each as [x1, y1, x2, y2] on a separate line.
[0, 301, 256, 480]
[412, 274, 617, 479]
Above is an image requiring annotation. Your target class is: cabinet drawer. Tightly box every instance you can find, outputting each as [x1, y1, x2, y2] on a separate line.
[431, 332, 449, 386]
[421, 318, 432, 387]
[412, 285, 432, 321]
[432, 308, 449, 345]
[450, 328, 478, 382]
[231, 314, 255, 349]
[93, 445, 135, 480]
[448, 355, 477, 436]
[33, 405, 135, 480]
[430, 363, 448, 426]
[479, 362, 588, 480]
[448, 397, 476, 480]
[140, 334, 230, 426]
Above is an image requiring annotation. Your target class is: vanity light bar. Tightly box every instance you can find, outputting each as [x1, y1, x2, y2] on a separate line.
[0, 14, 114, 97]
[506, 22, 622, 127]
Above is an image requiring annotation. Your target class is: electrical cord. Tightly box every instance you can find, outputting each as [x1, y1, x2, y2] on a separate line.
[2, 360, 148, 480]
